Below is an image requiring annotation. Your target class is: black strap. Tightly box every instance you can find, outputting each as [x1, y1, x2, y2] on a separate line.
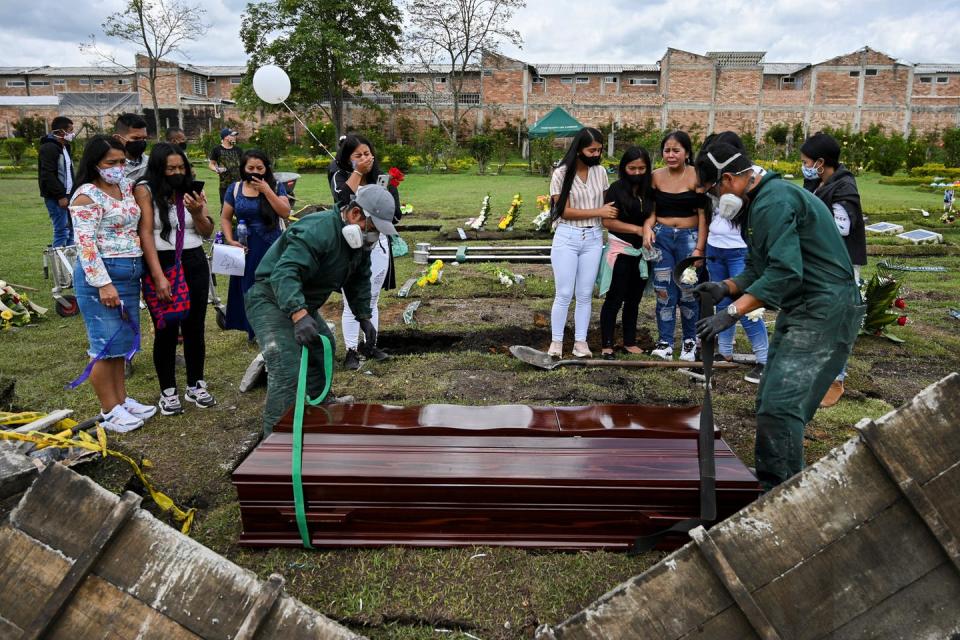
[630, 262, 717, 553]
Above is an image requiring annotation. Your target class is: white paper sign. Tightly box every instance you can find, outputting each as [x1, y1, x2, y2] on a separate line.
[211, 244, 246, 276]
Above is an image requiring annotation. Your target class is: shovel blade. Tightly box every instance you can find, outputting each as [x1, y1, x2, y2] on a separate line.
[509, 345, 556, 370]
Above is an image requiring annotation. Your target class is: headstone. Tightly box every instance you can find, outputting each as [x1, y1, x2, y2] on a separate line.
[865, 222, 904, 235]
[896, 229, 943, 244]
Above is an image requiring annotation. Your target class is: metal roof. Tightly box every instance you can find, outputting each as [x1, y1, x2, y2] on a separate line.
[762, 63, 809, 75]
[392, 63, 482, 74]
[35, 66, 130, 77]
[533, 64, 659, 75]
[179, 64, 246, 77]
[0, 95, 60, 106]
[914, 64, 960, 74]
[707, 51, 766, 67]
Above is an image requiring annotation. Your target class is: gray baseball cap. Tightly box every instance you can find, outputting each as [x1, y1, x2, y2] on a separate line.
[354, 185, 398, 236]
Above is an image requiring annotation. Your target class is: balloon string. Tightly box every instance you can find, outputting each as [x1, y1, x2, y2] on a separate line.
[281, 101, 337, 161]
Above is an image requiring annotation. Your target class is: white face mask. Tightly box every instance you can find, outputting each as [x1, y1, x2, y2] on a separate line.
[715, 193, 745, 220]
[363, 230, 380, 248]
[341, 223, 363, 249]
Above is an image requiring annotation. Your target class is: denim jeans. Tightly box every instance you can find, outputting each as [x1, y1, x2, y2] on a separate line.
[706, 245, 769, 364]
[652, 223, 699, 346]
[550, 224, 603, 342]
[45, 198, 73, 247]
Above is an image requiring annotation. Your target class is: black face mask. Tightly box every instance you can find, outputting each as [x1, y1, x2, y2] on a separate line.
[165, 173, 190, 193]
[177, 141, 188, 151]
[578, 152, 602, 167]
[125, 139, 148, 158]
[625, 173, 646, 186]
[242, 171, 266, 183]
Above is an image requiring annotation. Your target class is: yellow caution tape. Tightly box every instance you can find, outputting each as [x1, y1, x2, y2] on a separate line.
[0, 428, 196, 534]
[0, 412, 45, 426]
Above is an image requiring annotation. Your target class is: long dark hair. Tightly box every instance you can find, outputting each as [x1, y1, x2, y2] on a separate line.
[239, 149, 280, 229]
[552, 127, 603, 221]
[143, 143, 193, 244]
[335, 134, 383, 185]
[618, 146, 653, 211]
[72, 134, 126, 196]
[660, 130, 694, 166]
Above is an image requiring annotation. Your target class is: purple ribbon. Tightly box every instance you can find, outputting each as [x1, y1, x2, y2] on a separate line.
[67, 301, 140, 389]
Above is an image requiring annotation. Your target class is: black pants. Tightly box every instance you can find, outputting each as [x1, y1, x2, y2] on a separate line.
[148, 246, 210, 391]
[600, 253, 648, 348]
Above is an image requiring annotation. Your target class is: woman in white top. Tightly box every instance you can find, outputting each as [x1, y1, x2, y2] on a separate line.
[548, 127, 617, 358]
[136, 143, 217, 416]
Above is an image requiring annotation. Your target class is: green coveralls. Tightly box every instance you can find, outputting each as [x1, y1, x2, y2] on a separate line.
[732, 173, 865, 491]
[245, 210, 372, 434]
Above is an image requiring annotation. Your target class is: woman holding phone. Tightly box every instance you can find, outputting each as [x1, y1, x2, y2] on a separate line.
[136, 143, 217, 415]
[219, 149, 290, 340]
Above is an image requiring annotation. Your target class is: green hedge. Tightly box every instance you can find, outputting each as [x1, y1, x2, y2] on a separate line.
[908, 164, 960, 179]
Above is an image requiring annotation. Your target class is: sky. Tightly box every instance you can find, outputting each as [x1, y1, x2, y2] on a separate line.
[1, 0, 958, 69]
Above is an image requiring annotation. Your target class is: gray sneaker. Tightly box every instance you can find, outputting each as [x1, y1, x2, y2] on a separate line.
[185, 380, 216, 408]
[158, 388, 183, 416]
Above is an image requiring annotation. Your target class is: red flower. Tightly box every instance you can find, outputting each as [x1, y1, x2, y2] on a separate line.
[388, 167, 405, 187]
[894, 297, 906, 309]
[897, 316, 908, 326]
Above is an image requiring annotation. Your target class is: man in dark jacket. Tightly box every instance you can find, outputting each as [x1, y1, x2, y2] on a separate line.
[800, 132, 866, 407]
[37, 116, 76, 247]
[245, 184, 397, 434]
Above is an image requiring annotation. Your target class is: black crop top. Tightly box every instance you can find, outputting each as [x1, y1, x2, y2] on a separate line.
[652, 189, 706, 218]
[603, 180, 649, 248]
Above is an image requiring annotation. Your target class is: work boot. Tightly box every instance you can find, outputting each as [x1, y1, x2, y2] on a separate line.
[361, 344, 390, 362]
[344, 349, 361, 371]
[820, 380, 844, 408]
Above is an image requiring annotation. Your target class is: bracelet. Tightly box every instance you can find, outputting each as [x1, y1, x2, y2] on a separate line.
[351, 170, 362, 176]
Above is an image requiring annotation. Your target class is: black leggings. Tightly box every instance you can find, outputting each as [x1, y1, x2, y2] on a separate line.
[600, 253, 648, 348]
[148, 246, 210, 391]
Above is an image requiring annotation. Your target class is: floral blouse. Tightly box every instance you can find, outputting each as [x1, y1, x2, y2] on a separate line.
[69, 180, 143, 287]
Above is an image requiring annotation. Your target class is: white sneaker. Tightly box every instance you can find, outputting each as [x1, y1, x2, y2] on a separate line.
[679, 339, 697, 362]
[572, 341, 592, 358]
[158, 388, 183, 416]
[547, 341, 563, 358]
[651, 341, 673, 360]
[100, 404, 144, 434]
[185, 380, 216, 408]
[123, 397, 158, 421]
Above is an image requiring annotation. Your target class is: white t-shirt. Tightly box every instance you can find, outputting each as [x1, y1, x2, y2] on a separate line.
[142, 184, 205, 252]
[707, 214, 746, 249]
[550, 164, 608, 228]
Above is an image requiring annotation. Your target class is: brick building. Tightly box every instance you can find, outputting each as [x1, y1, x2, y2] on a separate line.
[1, 45, 958, 141]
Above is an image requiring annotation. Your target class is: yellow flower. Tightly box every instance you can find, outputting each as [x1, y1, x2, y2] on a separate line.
[0, 310, 12, 320]
[416, 275, 428, 287]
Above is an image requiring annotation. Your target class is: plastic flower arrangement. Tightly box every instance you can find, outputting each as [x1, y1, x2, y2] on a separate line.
[400, 203, 414, 216]
[532, 195, 551, 231]
[495, 267, 525, 288]
[469, 193, 491, 230]
[680, 266, 698, 285]
[498, 193, 522, 231]
[861, 264, 909, 342]
[416, 260, 444, 287]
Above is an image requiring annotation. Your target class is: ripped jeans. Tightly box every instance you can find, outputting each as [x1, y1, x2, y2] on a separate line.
[652, 223, 700, 346]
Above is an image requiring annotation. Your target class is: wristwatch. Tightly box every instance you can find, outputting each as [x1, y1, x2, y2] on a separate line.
[726, 304, 741, 319]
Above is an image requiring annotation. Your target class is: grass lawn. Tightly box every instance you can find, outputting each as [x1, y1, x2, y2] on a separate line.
[1, 166, 959, 639]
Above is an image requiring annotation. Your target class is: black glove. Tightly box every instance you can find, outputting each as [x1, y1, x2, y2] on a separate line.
[693, 280, 730, 305]
[293, 314, 320, 346]
[696, 311, 738, 342]
[358, 318, 378, 347]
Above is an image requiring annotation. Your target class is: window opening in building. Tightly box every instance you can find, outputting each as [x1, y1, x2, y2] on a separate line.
[576, 77, 589, 84]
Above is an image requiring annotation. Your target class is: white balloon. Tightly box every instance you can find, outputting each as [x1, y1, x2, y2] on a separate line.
[252, 65, 291, 105]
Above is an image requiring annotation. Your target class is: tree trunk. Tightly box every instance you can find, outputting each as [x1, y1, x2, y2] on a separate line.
[148, 66, 162, 140]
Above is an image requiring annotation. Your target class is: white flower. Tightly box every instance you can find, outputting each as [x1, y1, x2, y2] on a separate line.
[680, 267, 698, 285]
[745, 308, 765, 322]
[498, 273, 513, 287]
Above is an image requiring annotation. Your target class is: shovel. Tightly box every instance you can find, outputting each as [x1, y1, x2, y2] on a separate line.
[510, 345, 739, 371]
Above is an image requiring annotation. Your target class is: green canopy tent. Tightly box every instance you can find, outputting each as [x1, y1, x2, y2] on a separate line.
[527, 107, 585, 138]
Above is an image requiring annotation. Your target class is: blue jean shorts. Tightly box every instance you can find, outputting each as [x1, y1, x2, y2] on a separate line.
[74, 257, 143, 358]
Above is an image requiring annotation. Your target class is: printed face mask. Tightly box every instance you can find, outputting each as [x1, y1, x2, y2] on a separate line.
[801, 164, 820, 180]
[98, 165, 125, 185]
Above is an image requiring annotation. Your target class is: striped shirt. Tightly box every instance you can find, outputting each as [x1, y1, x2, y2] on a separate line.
[550, 164, 608, 228]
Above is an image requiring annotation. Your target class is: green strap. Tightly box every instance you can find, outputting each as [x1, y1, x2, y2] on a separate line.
[292, 334, 333, 549]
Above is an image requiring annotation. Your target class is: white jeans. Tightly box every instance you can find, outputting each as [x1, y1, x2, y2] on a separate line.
[342, 234, 389, 350]
[550, 224, 603, 342]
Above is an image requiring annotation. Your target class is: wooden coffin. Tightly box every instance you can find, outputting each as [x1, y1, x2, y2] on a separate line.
[535, 373, 960, 640]
[233, 403, 761, 550]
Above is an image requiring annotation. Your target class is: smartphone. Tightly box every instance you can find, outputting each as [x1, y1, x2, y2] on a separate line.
[190, 180, 205, 194]
[376, 174, 389, 188]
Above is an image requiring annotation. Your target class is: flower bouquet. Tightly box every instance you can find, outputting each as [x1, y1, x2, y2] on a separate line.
[416, 260, 444, 287]
[498, 193, 522, 231]
[388, 167, 405, 187]
[532, 195, 551, 231]
[468, 193, 491, 230]
[0, 280, 47, 331]
[400, 203, 414, 216]
[494, 267, 525, 288]
[861, 264, 909, 342]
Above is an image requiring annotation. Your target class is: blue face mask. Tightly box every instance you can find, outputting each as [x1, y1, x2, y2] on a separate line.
[801, 164, 820, 180]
